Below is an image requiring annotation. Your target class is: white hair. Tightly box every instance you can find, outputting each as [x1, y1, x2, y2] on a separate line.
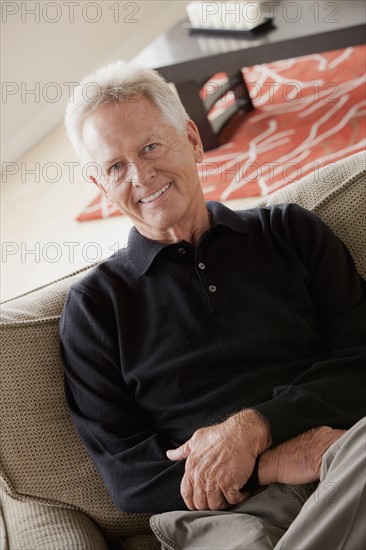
[65, 60, 189, 158]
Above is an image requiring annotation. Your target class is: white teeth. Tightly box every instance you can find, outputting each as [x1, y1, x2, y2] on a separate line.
[140, 182, 171, 203]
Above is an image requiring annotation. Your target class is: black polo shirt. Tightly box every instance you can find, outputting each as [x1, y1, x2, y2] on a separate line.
[60, 201, 366, 513]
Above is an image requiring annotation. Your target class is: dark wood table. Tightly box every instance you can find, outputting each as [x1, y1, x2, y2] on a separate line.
[133, 0, 366, 150]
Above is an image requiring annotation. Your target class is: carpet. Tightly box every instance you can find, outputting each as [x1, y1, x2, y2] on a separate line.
[76, 45, 365, 221]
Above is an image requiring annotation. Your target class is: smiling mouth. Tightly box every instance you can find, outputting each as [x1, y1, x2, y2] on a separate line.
[139, 182, 172, 204]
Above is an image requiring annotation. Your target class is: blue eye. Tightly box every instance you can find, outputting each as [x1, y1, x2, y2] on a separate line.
[111, 162, 121, 171]
[144, 143, 157, 152]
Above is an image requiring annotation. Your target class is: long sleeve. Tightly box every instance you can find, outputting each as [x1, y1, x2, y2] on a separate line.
[60, 288, 187, 513]
[253, 204, 366, 445]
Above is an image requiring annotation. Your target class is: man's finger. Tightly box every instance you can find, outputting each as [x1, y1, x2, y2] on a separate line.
[206, 485, 231, 511]
[181, 474, 195, 510]
[224, 489, 249, 506]
[192, 486, 209, 511]
[166, 441, 191, 461]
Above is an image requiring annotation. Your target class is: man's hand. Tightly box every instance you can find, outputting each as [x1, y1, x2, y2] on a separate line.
[258, 426, 346, 486]
[167, 409, 271, 511]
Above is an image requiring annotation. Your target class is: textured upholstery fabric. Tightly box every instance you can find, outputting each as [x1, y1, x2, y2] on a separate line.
[119, 533, 161, 550]
[0, 269, 151, 540]
[256, 151, 366, 279]
[0, 489, 108, 550]
[0, 151, 365, 548]
[0, 498, 8, 550]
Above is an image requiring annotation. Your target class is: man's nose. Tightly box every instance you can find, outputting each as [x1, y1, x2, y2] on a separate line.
[126, 160, 155, 187]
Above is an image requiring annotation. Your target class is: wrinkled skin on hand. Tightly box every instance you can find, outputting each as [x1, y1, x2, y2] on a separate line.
[168, 410, 347, 511]
[167, 410, 271, 511]
[258, 426, 346, 486]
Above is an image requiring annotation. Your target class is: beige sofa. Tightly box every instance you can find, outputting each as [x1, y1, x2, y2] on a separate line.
[1, 151, 365, 550]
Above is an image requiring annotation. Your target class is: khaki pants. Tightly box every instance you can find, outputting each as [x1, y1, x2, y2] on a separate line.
[150, 417, 366, 550]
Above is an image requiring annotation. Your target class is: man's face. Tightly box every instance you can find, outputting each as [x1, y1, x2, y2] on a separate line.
[81, 97, 205, 242]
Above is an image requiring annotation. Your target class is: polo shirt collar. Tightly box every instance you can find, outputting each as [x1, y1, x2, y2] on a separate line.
[127, 200, 249, 274]
[127, 227, 166, 274]
[207, 200, 250, 233]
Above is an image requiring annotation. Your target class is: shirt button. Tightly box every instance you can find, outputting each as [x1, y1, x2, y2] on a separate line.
[209, 285, 217, 293]
[198, 262, 206, 270]
[178, 247, 187, 255]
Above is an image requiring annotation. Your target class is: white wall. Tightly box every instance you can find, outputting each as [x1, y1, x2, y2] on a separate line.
[1, 0, 190, 163]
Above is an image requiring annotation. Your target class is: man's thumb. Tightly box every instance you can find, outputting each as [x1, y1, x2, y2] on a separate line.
[166, 442, 191, 461]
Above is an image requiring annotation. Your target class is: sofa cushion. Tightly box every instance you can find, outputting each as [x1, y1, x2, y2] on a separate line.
[119, 533, 161, 550]
[0, 500, 7, 550]
[0, 151, 365, 541]
[0, 490, 108, 550]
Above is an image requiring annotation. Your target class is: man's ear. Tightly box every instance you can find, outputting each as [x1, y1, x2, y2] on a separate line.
[89, 175, 110, 201]
[186, 119, 204, 163]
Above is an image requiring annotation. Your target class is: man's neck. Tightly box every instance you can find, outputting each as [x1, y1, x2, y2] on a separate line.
[137, 205, 212, 246]
[163, 212, 212, 246]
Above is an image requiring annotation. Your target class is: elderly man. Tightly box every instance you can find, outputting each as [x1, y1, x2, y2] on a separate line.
[60, 61, 366, 549]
